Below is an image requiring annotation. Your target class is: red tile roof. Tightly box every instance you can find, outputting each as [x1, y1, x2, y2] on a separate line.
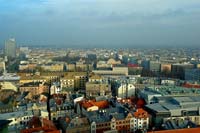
[134, 108, 148, 118]
[21, 118, 58, 133]
[81, 100, 109, 110]
[128, 63, 139, 67]
[183, 83, 200, 88]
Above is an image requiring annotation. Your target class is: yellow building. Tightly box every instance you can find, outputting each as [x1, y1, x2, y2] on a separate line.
[197, 64, 200, 69]
[60, 72, 87, 91]
[19, 75, 47, 84]
[86, 82, 111, 97]
[60, 73, 75, 89]
[41, 64, 64, 72]
[67, 64, 76, 71]
[89, 74, 103, 83]
[107, 58, 121, 67]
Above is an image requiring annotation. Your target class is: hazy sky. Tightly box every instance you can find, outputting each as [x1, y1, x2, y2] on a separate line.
[0, 0, 200, 47]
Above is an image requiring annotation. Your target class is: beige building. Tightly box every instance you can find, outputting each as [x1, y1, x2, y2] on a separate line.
[41, 63, 64, 72]
[89, 74, 103, 83]
[60, 74, 74, 89]
[19, 75, 47, 84]
[97, 61, 109, 69]
[107, 58, 121, 67]
[19, 82, 48, 99]
[76, 61, 93, 71]
[67, 64, 76, 71]
[197, 64, 200, 69]
[86, 82, 111, 97]
[0, 61, 5, 72]
[60, 72, 87, 91]
[19, 63, 37, 71]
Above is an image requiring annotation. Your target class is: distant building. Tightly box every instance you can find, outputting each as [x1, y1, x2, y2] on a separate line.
[89, 74, 103, 83]
[107, 58, 121, 68]
[197, 64, 200, 69]
[117, 83, 135, 98]
[60, 74, 74, 89]
[86, 82, 111, 97]
[4, 38, 16, 59]
[141, 60, 150, 70]
[86, 74, 111, 97]
[0, 59, 5, 73]
[97, 61, 110, 69]
[129, 57, 138, 65]
[74, 73, 87, 90]
[150, 61, 161, 73]
[171, 63, 194, 80]
[93, 67, 128, 76]
[41, 63, 64, 72]
[185, 69, 200, 81]
[161, 63, 171, 73]
[66, 63, 76, 71]
[19, 47, 29, 54]
[19, 63, 37, 71]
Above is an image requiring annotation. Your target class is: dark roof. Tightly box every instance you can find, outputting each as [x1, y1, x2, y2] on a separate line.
[16, 91, 29, 102]
[0, 120, 12, 128]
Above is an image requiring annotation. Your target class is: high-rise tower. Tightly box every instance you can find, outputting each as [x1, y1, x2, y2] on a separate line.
[4, 38, 16, 59]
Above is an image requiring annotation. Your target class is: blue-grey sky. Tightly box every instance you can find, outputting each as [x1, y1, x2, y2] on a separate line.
[0, 0, 200, 47]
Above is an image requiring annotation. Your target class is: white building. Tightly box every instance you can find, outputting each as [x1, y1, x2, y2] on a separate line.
[117, 83, 135, 98]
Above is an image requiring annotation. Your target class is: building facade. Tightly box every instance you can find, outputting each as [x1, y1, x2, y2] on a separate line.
[4, 38, 16, 59]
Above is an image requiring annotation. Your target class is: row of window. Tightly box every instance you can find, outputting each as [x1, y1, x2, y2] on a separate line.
[13, 116, 32, 121]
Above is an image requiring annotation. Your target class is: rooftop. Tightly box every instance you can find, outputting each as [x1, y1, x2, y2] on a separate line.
[149, 127, 200, 133]
[81, 100, 109, 110]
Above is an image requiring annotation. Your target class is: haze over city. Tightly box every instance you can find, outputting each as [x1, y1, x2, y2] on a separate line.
[0, 0, 200, 48]
[1, 1, 200, 133]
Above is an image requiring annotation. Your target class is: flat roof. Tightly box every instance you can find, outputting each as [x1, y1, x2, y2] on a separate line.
[148, 127, 200, 133]
[145, 103, 169, 113]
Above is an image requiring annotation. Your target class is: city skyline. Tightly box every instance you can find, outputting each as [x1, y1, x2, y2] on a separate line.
[0, 0, 200, 47]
